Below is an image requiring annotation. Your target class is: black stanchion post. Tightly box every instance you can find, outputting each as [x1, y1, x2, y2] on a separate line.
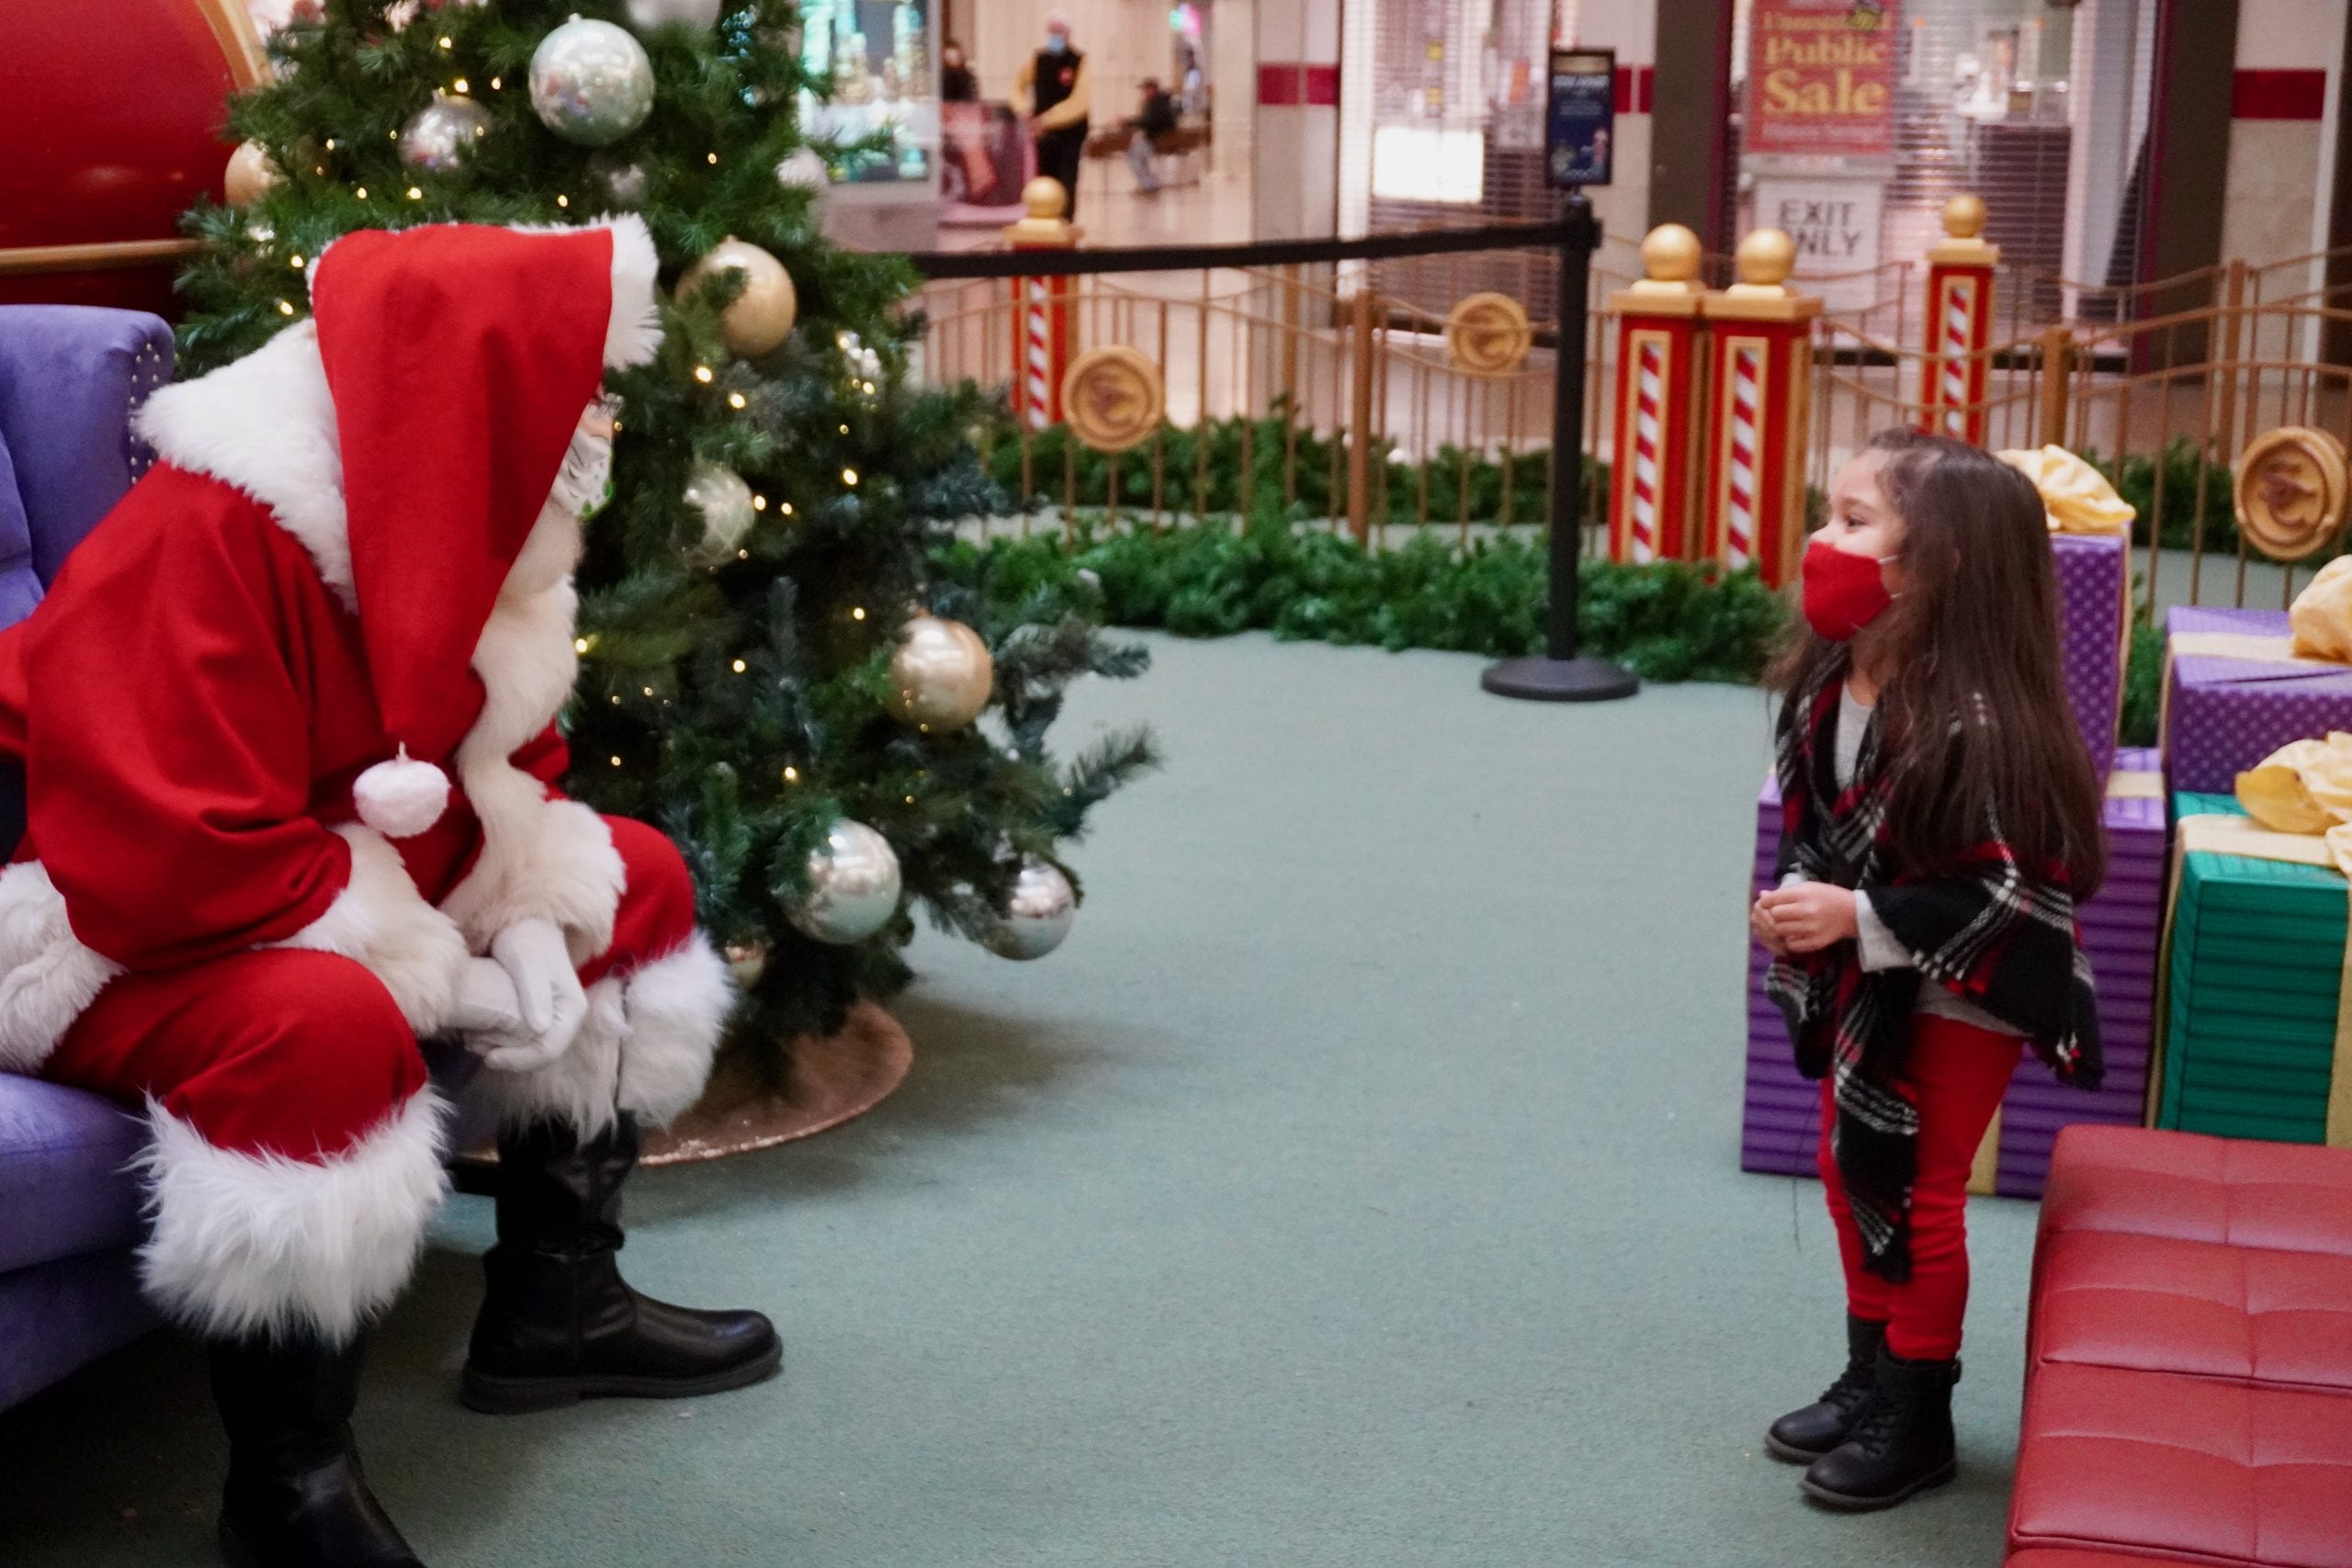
[1480, 191, 1639, 704]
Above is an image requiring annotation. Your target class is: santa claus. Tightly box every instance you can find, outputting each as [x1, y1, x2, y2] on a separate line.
[0, 219, 766, 1567]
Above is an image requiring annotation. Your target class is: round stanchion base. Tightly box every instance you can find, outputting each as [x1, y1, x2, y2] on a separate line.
[1479, 654, 1641, 703]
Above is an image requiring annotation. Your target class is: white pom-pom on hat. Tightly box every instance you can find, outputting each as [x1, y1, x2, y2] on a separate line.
[354, 748, 451, 840]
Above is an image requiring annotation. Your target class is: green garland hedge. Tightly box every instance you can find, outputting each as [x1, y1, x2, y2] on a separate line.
[937, 518, 1788, 684]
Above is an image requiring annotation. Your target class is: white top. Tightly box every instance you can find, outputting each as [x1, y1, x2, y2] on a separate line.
[1803, 682, 2022, 1037]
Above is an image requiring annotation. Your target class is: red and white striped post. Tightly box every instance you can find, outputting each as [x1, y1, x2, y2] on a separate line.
[1003, 176, 1082, 432]
[1920, 195, 1998, 444]
[1700, 229, 1820, 589]
[1607, 224, 1707, 565]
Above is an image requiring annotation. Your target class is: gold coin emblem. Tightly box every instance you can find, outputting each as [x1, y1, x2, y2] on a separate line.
[1061, 345, 1165, 453]
[2236, 426, 2352, 562]
[1445, 291, 1532, 377]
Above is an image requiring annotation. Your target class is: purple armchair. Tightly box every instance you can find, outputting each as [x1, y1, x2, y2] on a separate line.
[0, 306, 175, 1411]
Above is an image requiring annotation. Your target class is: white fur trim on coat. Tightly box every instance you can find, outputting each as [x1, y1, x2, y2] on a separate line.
[436, 574, 625, 958]
[268, 824, 469, 1035]
[0, 863, 125, 1073]
[131, 321, 355, 611]
[135, 1086, 450, 1347]
[469, 931, 732, 1136]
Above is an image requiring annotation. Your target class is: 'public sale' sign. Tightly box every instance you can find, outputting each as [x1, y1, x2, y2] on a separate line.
[1747, 0, 1900, 158]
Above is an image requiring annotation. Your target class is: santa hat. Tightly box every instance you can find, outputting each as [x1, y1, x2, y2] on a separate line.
[309, 217, 662, 839]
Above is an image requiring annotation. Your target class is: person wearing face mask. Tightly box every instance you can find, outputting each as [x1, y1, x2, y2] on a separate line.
[0, 219, 765, 1567]
[1015, 9, 1091, 220]
[1750, 430, 2107, 1514]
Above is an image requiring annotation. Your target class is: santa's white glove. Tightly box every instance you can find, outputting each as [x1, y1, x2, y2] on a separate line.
[480, 917, 588, 1072]
[451, 957, 527, 1038]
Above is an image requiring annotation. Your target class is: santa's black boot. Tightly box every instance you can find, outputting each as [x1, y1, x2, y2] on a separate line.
[460, 1112, 780, 1415]
[1765, 1314, 1885, 1462]
[1800, 1347, 1961, 1510]
[210, 1331, 424, 1568]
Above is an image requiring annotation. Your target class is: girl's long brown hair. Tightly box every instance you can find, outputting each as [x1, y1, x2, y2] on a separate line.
[1774, 429, 2107, 895]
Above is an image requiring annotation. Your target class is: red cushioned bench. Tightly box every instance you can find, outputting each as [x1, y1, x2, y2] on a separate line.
[2008, 1125, 2352, 1568]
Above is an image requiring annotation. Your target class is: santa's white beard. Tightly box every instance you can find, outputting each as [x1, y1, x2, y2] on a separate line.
[503, 503, 583, 601]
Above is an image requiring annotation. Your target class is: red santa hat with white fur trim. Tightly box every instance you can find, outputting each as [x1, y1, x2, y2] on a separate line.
[306, 216, 662, 838]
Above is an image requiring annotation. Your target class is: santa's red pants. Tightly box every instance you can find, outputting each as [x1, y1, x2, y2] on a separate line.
[1815, 1015, 2021, 1361]
[46, 817, 698, 1162]
[39, 816, 730, 1345]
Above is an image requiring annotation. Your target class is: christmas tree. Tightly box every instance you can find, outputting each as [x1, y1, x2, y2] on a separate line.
[178, 0, 1155, 1059]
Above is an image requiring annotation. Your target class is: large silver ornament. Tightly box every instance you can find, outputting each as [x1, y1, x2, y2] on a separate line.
[789, 819, 902, 944]
[527, 17, 656, 147]
[889, 615, 992, 730]
[983, 859, 1075, 961]
[398, 94, 494, 173]
[684, 461, 757, 561]
[625, 0, 724, 28]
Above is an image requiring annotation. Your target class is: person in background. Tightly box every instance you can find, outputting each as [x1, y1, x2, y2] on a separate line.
[1016, 9, 1091, 220]
[941, 39, 978, 103]
[1177, 41, 1206, 116]
[1125, 76, 1180, 194]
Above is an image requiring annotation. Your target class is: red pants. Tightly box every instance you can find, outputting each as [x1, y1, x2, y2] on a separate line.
[1816, 1015, 2020, 1360]
[44, 816, 696, 1163]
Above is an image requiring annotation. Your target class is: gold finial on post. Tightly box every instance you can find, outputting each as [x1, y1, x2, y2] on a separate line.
[1929, 194, 1997, 264]
[1003, 177, 1083, 248]
[1701, 228, 1819, 323]
[1625, 223, 1704, 297]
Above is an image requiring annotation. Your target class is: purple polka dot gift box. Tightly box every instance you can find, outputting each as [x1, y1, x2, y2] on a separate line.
[2164, 605, 2352, 795]
[2052, 534, 2131, 790]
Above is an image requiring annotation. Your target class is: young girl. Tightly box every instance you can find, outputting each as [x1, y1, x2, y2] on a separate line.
[1752, 429, 2106, 1511]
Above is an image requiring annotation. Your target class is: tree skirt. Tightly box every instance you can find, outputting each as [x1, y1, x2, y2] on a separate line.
[643, 1002, 912, 1166]
[448, 1001, 912, 1176]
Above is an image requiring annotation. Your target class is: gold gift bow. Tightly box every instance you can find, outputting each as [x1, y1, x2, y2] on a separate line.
[1965, 765, 2164, 1194]
[2153, 813, 2352, 1148]
[1996, 446, 2136, 536]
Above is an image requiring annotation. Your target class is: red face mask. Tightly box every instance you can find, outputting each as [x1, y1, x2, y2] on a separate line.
[1800, 535, 1894, 641]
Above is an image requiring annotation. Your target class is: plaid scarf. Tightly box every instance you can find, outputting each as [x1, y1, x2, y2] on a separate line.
[1763, 659, 2101, 1280]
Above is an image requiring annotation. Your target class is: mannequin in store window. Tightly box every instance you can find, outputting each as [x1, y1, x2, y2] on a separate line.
[1016, 9, 1091, 220]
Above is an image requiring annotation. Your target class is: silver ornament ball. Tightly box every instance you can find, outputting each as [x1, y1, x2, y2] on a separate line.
[684, 462, 757, 561]
[527, 17, 656, 147]
[889, 615, 992, 730]
[789, 819, 902, 944]
[398, 94, 494, 173]
[625, 0, 724, 28]
[983, 858, 1076, 961]
[775, 147, 831, 192]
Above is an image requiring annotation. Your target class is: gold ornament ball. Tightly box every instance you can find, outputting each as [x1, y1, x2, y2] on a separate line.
[681, 238, 798, 358]
[1942, 193, 1988, 241]
[1735, 228, 1796, 288]
[1023, 175, 1070, 221]
[1640, 223, 1702, 285]
[224, 141, 279, 206]
[889, 615, 993, 730]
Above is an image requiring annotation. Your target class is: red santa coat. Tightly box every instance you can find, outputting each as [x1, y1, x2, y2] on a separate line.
[0, 219, 665, 1075]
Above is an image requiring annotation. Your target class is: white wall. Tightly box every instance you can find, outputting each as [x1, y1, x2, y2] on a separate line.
[1251, 0, 1340, 243]
[1557, 0, 1656, 257]
[2221, 0, 2346, 277]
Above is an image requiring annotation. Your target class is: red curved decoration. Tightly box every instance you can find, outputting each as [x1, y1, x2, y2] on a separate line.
[0, 1, 260, 314]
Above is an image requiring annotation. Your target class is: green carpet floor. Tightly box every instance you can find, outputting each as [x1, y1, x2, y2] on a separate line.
[0, 632, 2042, 1567]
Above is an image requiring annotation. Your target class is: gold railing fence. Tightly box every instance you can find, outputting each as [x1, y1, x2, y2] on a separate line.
[909, 212, 2352, 611]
